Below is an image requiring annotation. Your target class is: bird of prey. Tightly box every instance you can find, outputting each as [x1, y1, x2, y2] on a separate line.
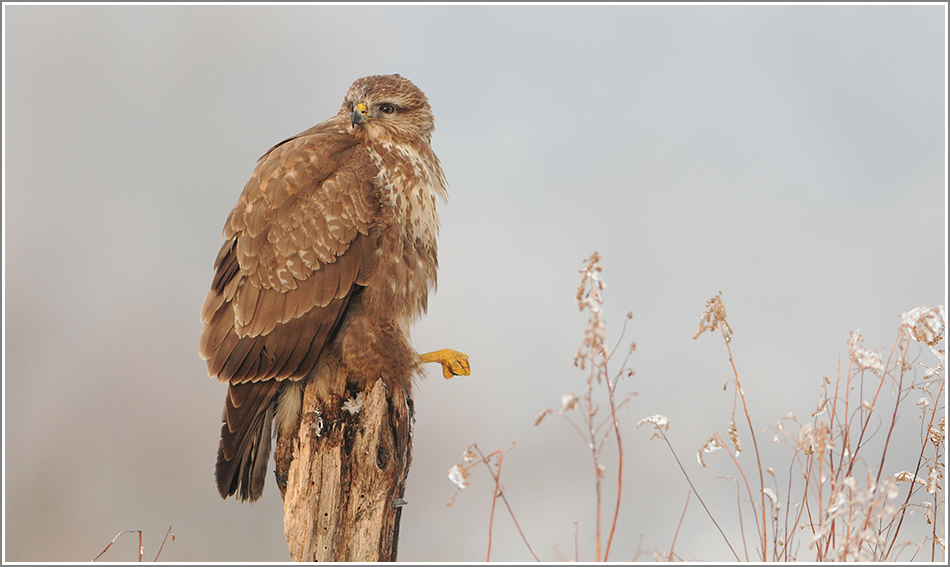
[199, 74, 468, 502]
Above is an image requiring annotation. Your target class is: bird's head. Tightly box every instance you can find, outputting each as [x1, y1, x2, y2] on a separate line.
[342, 74, 435, 144]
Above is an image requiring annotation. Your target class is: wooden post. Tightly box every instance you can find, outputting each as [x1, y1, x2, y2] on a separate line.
[277, 377, 413, 561]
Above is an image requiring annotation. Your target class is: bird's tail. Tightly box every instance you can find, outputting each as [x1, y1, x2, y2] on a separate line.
[215, 381, 282, 502]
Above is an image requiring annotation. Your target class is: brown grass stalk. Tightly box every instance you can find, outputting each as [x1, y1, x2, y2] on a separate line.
[884, 375, 945, 559]
[93, 529, 142, 562]
[447, 443, 540, 561]
[643, 420, 741, 560]
[92, 527, 174, 562]
[448, 255, 943, 563]
[668, 490, 692, 561]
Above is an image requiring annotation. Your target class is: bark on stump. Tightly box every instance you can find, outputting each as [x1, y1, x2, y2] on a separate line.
[277, 377, 413, 561]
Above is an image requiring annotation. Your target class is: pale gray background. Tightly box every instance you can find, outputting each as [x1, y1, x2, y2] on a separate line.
[3, 4, 946, 563]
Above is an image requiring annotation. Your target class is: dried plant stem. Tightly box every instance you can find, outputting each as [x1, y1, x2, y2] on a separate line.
[668, 490, 691, 560]
[884, 377, 945, 559]
[720, 324, 767, 561]
[154, 526, 174, 562]
[92, 526, 174, 562]
[574, 522, 580, 563]
[875, 334, 912, 485]
[473, 445, 541, 562]
[778, 457, 804, 561]
[828, 354, 843, 453]
[654, 427, 740, 560]
[820, 358, 845, 559]
[584, 361, 605, 562]
[93, 529, 143, 562]
[843, 332, 902, 478]
[485, 448, 500, 562]
[580, 338, 626, 562]
[602, 371, 624, 561]
[816, 332, 908, 560]
[712, 431, 759, 559]
[732, 477, 750, 561]
[692, 298, 944, 562]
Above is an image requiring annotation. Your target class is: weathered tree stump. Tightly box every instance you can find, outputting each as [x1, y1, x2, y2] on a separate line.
[277, 376, 413, 562]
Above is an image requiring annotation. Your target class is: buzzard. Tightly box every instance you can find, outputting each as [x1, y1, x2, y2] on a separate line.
[199, 75, 468, 502]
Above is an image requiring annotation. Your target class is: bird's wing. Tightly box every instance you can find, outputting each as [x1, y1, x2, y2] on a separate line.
[201, 120, 380, 501]
[199, 121, 379, 385]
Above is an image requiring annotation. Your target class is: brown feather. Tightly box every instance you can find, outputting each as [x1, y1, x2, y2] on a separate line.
[317, 260, 340, 308]
[220, 331, 257, 382]
[206, 328, 236, 379]
[198, 305, 232, 363]
[216, 380, 281, 500]
[337, 242, 359, 299]
[284, 253, 310, 282]
[247, 286, 278, 337]
[199, 288, 224, 329]
[210, 239, 239, 293]
[354, 233, 376, 286]
[233, 280, 260, 330]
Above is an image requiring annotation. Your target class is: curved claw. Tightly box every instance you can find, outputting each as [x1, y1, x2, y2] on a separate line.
[419, 348, 471, 380]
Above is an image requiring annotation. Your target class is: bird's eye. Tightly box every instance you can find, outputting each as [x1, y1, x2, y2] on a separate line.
[378, 103, 396, 115]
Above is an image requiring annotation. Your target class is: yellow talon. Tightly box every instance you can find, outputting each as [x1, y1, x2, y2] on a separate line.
[419, 348, 471, 380]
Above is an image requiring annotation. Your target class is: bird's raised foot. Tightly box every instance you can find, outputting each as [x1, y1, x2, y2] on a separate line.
[419, 349, 471, 380]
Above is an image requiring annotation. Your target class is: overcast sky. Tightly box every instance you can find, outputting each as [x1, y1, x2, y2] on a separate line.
[3, 3, 946, 563]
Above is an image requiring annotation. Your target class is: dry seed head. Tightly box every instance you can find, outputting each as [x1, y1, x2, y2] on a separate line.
[900, 305, 946, 347]
[693, 291, 733, 342]
[893, 470, 927, 487]
[910, 307, 946, 377]
[574, 252, 609, 373]
[772, 420, 787, 443]
[930, 416, 945, 449]
[796, 421, 834, 455]
[763, 487, 780, 512]
[921, 361, 943, 380]
[883, 475, 900, 500]
[448, 463, 470, 489]
[727, 418, 741, 456]
[847, 330, 885, 376]
[533, 409, 550, 426]
[561, 393, 577, 411]
[697, 434, 725, 467]
[636, 414, 670, 431]
[925, 465, 941, 494]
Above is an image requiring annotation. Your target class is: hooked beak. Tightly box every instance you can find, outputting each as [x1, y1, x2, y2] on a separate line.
[351, 102, 368, 127]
